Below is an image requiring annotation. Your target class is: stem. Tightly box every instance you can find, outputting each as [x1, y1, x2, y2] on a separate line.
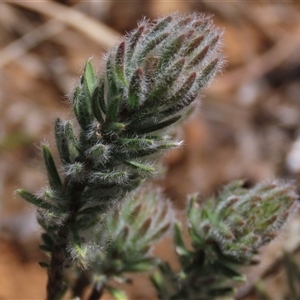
[46, 227, 69, 300]
[46, 179, 85, 300]
[88, 281, 105, 300]
[72, 270, 92, 299]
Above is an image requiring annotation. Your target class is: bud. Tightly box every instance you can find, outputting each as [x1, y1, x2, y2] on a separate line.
[189, 180, 298, 263]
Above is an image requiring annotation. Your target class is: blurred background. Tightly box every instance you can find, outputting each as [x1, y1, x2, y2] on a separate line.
[1, 1, 300, 299]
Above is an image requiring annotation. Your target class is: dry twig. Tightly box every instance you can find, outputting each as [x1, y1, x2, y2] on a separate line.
[10, 1, 119, 48]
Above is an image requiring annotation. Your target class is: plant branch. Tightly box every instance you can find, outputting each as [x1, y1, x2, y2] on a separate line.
[87, 281, 105, 300]
[46, 179, 85, 300]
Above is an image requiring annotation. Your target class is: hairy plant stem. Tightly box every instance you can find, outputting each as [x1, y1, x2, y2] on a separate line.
[46, 178, 85, 300]
[72, 271, 92, 299]
[88, 281, 105, 300]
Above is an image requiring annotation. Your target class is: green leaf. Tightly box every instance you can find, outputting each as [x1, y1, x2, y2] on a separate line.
[137, 217, 152, 236]
[187, 45, 209, 69]
[118, 137, 155, 149]
[97, 78, 107, 115]
[73, 86, 93, 131]
[55, 118, 71, 164]
[167, 72, 196, 104]
[107, 287, 128, 300]
[161, 72, 197, 117]
[174, 223, 190, 257]
[39, 261, 50, 268]
[187, 225, 201, 245]
[125, 259, 156, 272]
[216, 260, 245, 281]
[64, 121, 81, 156]
[90, 171, 129, 185]
[39, 244, 52, 253]
[17, 189, 57, 210]
[185, 35, 204, 56]
[107, 94, 121, 123]
[148, 58, 185, 101]
[37, 216, 60, 232]
[91, 85, 104, 124]
[82, 60, 96, 97]
[42, 145, 63, 191]
[151, 15, 172, 35]
[157, 33, 186, 69]
[118, 157, 155, 173]
[75, 213, 102, 231]
[127, 25, 145, 62]
[196, 58, 219, 88]
[207, 286, 234, 297]
[106, 56, 118, 93]
[78, 205, 105, 218]
[134, 115, 181, 134]
[146, 223, 170, 244]
[137, 32, 169, 64]
[150, 267, 170, 299]
[41, 233, 54, 249]
[115, 41, 126, 84]
[128, 67, 145, 110]
[106, 122, 125, 134]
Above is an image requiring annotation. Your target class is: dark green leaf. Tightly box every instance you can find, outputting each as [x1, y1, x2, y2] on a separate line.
[148, 58, 185, 101]
[73, 86, 93, 131]
[135, 115, 181, 134]
[82, 60, 96, 97]
[107, 287, 128, 300]
[137, 32, 169, 63]
[17, 189, 57, 210]
[39, 244, 52, 253]
[43, 145, 63, 191]
[117, 156, 155, 173]
[55, 118, 71, 164]
[125, 259, 156, 272]
[91, 85, 104, 124]
[174, 223, 190, 257]
[127, 25, 145, 62]
[39, 261, 50, 268]
[41, 233, 54, 249]
[115, 41, 126, 84]
[128, 67, 145, 110]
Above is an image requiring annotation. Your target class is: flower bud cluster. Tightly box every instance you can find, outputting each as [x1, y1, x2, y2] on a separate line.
[73, 11, 224, 182]
[87, 188, 173, 279]
[189, 180, 298, 262]
[152, 181, 299, 299]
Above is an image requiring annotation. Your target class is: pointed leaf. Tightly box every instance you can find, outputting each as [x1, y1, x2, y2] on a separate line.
[134, 115, 181, 134]
[17, 189, 57, 210]
[82, 60, 96, 97]
[148, 58, 185, 101]
[43, 145, 63, 191]
[137, 32, 169, 63]
[39, 261, 50, 268]
[128, 67, 145, 110]
[174, 223, 190, 256]
[91, 85, 104, 124]
[117, 156, 155, 173]
[127, 25, 145, 62]
[39, 244, 52, 253]
[41, 233, 54, 249]
[115, 41, 126, 84]
[55, 118, 71, 164]
[107, 287, 128, 300]
[125, 259, 156, 272]
[73, 86, 93, 131]
[187, 45, 209, 69]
